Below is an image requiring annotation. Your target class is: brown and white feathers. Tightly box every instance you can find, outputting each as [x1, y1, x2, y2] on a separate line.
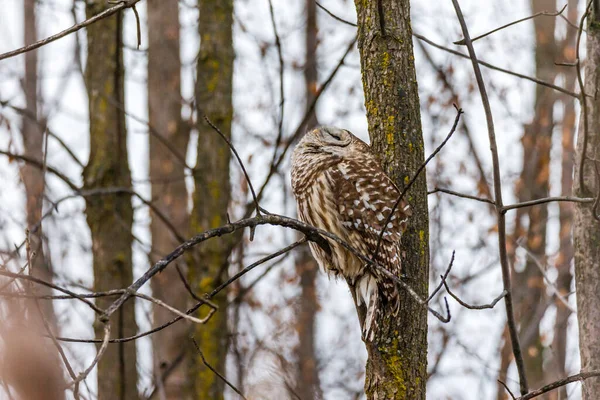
[290, 126, 411, 341]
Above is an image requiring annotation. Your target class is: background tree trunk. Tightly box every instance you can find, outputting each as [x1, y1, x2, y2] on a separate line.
[21, 0, 57, 327]
[549, 1, 578, 397]
[188, 0, 234, 398]
[573, 4, 600, 399]
[354, 0, 429, 398]
[147, 1, 190, 398]
[508, 0, 557, 393]
[83, 2, 138, 398]
[294, 1, 323, 399]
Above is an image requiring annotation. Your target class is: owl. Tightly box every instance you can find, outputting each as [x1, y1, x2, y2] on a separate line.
[291, 126, 411, 341]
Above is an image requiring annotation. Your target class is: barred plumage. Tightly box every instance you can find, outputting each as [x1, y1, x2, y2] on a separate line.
[291, 126, 411, 341]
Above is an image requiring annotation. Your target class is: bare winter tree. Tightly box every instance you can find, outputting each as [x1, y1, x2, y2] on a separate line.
[354, 0, 429, 398]
[83, 1, 138, 398]
[3, 1, 600, 400]
[147, 0, 190, 397]
[189, 0, 234, 398]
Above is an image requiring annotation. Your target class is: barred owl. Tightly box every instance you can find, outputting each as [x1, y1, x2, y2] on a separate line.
[291, 126, 411, 341]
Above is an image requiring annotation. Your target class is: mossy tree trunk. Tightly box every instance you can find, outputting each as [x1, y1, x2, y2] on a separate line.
[147, 1, 190, 398]
[573, 4, 600, 399]
[354, 1, 428, 398]
[188, 0, 234, 398]
[83, 2, 138, 399]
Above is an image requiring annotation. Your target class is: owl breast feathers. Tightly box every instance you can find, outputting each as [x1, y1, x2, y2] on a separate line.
[290, 126, 411, 341]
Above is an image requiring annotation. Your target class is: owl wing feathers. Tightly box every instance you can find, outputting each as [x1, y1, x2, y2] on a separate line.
[326, 159, 411, 279]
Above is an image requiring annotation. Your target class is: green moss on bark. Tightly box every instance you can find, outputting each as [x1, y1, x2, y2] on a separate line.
[187, 0, 234, 399]
[83, 2, 138, 399]
[354, 0, 429, 398]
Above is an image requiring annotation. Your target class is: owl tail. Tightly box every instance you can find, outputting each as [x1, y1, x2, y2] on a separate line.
[357, 274, 379, 342]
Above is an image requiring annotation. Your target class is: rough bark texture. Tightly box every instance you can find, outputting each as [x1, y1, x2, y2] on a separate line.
[354, 1, 428, 398]
[509, 0, 557, 393]
[549, 1, 578, 397]
[188, 0, 234, 398]
[147, 1, 190, 398]
[573, 5, 600, 399]
[294, 1, 323, 399]
[83, 3, 138, 399]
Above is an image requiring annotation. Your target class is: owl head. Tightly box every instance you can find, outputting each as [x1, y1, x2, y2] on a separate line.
[294, 126, 367, 159]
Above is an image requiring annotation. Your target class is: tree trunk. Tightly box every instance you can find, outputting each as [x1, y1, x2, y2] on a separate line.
[354, 1, 429, 398]
[147, 1, 190, 398]
[189, 0, 234, 398]
[509, 0, 557, 393]
[549, 1, 578, 398]
[573, 4, 600, 399]
[21, 0, 57, 327]
[83, 3, 138, 399]
[294, 1, 323, 399]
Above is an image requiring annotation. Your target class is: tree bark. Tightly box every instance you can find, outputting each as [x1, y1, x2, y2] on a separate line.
[573, 4, 600, 399]
[294, 2, 323, 399]
[83, 2, 138, 398]
[21, 0, 58, 328]
[354, 1, 428, 398]
[509, 0, 557, 393]
[147, 1, 190, 398]
[188, 1, 234, 398]
[549, 1, 578, 398]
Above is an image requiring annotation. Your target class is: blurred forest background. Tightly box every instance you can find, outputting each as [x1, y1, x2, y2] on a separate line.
[0, 0, 595, 399]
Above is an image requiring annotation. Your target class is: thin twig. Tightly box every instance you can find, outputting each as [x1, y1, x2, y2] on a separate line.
[254, 35, 357, 208]
[499, 379, 517, 400]
[0, 269, 102, 313]
[204, 116, 262, 217]
[0, 0, 141, 61]
[56, 238, 307, 344]
[454, 4, 567, 45]
[451, 0, 528, 393]
[316, 1, 357, 27]
[427, 251, 455, 303]
[516, 370, 600, 399]
[102, 94, 193, 171]
[65, 323, 111, 390]
[502, 195, 594, 212]
[267, 0, 286, 170]
[444, 279, 507, 310]
[428, 187, 495, 205]
[372, 106, 463, 261]
[576, 1, 594, 191]
[414, 33, 580, 99]
[516, 239, 576, 314]
[191, 338, 248, 400]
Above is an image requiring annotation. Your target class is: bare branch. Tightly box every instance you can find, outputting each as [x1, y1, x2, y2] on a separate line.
[204, 116, 262, 217]
[516, 371, 600, 400]
[373, 106, 463, 262]
[502, 195, 594, 212]
[454, 4, 567, 45]
[414, 33, 580, 99]
[191, 338, 248, 400]
[316, 1, 357, 27]
[451, 0, 528, 393]
[0, 0, 142, 61]
[576, 1, 594, 191]
[428, 187, 495, 205]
